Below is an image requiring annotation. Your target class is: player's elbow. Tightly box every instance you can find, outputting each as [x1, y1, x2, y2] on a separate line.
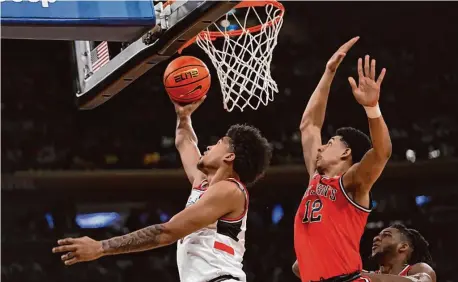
[160, 224, 181, 246]
[292, 261, 300, 278]
[299, 121, 319, 135]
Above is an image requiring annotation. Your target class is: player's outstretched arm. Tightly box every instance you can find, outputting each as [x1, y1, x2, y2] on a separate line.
[300, 37, 359, 176]
[173, 96, 207, 186]
[343, 56, 392, 194]
[52, 180, 243, 266]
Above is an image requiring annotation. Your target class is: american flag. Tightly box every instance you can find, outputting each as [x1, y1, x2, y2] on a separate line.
[90, 41, 110, 72]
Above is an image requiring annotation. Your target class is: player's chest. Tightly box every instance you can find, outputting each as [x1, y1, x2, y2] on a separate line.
[302, 181, 338, 202]
[296, 182, 339, 218]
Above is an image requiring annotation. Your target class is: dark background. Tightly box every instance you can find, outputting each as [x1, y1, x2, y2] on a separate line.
[2, 2, 458, 282]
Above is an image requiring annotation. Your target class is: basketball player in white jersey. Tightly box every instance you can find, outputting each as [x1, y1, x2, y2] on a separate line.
[52, 96, 272, 282]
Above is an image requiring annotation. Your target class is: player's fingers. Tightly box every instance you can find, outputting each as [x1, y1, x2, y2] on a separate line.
[58, 238, 76, 245]
[53, 245, 77, 253]
[348, 77, 358, 91]
[370, 59, 376, 80]
[364, 55, 370, 77]
[64, 258, 79, 266]
[61, 252, 76, 261]
[357, 58, 364, 79]
[340, 36, 359, 52]
[376, 68, 387, 85]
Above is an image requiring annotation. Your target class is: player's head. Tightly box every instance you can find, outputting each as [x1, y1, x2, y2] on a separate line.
[316, 127, 371, 173]
[197, 124, 272, 186]
[371, 224, 433, 266]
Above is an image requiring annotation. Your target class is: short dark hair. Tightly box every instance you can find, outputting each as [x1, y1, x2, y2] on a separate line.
[391, 224, 433, 266]
[336, 127, 372, 163]
[226, 124, 272, 186]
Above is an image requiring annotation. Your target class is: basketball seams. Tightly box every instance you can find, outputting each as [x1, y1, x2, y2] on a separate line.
[163, 64, 208, 85]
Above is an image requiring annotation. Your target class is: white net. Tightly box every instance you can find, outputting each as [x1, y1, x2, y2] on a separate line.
[195, 2, 284, 112]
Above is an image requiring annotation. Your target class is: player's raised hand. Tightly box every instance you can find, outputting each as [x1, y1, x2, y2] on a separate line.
[348, 55, 386, 107]
[52, 236, 103, 266]
[172, 95, 206, 118]
[326, 36, 359, 73]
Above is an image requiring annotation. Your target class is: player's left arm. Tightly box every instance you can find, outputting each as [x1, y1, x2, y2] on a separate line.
[52, 181, 242, 266]
[343, 55, 392, 194]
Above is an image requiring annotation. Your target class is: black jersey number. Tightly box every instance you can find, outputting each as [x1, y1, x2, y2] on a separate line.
[302, 199, 323, 223]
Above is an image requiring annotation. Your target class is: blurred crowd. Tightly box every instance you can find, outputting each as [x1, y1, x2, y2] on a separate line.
[2, 2, 457, 173]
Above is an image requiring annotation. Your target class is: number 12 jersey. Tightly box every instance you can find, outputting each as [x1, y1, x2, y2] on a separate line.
[294, 172, 372, 281]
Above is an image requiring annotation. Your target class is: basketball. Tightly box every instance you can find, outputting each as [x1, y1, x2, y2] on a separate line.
[163, 56, 211, 104]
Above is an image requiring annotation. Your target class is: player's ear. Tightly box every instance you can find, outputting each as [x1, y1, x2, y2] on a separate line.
[223, 152, 235, 163]
[341, 148, 352, 160]
[398, 242, 409, 253]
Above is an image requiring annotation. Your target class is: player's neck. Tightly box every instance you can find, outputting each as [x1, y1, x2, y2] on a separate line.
[322, 162, 351, 178]
[206, 166, 237, 186]
[379, 258, 409, 275]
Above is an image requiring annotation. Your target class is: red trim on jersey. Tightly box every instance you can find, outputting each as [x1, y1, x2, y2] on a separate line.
[219, 178, 249, 222]
[192, 180, 208, 191]
[399, 265, 412, 276]
[214, 241, 234, 255]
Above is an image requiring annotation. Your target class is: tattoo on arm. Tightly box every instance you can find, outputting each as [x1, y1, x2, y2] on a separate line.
[101, 224, 168, 255]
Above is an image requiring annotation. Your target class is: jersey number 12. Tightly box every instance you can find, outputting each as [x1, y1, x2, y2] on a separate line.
[302, 199, 323, 223]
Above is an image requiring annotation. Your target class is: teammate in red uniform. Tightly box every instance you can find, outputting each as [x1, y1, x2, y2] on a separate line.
[368, 224, 436, 282]
[293, 224, 436, 282]
[293, 36, 392, 281]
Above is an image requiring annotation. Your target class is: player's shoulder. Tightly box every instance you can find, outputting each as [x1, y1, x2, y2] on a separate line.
[409, 262, 435, 274]
[206, 179, 245, 196]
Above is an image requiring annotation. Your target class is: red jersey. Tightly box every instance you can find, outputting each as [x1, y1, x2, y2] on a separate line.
[294, 172, 371, 281]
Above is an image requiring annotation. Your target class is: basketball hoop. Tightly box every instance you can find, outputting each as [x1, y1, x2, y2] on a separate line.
[177, 0, 285, 112]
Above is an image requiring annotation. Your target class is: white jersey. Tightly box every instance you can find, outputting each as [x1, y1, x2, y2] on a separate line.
[176, 178, 248, 282]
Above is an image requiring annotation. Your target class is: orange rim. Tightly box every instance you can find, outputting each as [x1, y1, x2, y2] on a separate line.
[177, 0, 284, 53]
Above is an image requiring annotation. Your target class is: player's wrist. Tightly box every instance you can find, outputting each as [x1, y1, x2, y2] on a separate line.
[363, 103, 382, 119]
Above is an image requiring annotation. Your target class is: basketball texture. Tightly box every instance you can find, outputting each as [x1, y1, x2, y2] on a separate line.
[164, 56, 211, 104]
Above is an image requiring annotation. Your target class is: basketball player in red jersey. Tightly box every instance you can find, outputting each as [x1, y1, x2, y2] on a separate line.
[52, 97, 272, 282]
[366, 224, 436, 282]
[294, 224, 436, 282]
[293, 36, 392, 282]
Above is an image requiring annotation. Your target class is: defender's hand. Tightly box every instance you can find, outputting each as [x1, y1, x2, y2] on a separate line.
[348, 55, 386, 107]
[52, 236, 103, 266]
[172, 96, 206, 118]
[326, 36, 359, 73]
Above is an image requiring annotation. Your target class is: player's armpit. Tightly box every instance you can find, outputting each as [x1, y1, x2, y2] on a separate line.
[409, 263, 436, 282]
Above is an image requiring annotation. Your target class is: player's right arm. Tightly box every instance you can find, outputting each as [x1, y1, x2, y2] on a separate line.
[52, 180, 244, 266]
[300, 37, 359, 176]
[173, 96, 207, 187]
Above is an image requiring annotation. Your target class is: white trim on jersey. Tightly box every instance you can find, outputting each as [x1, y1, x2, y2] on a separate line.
[339, 175, 372, 213]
